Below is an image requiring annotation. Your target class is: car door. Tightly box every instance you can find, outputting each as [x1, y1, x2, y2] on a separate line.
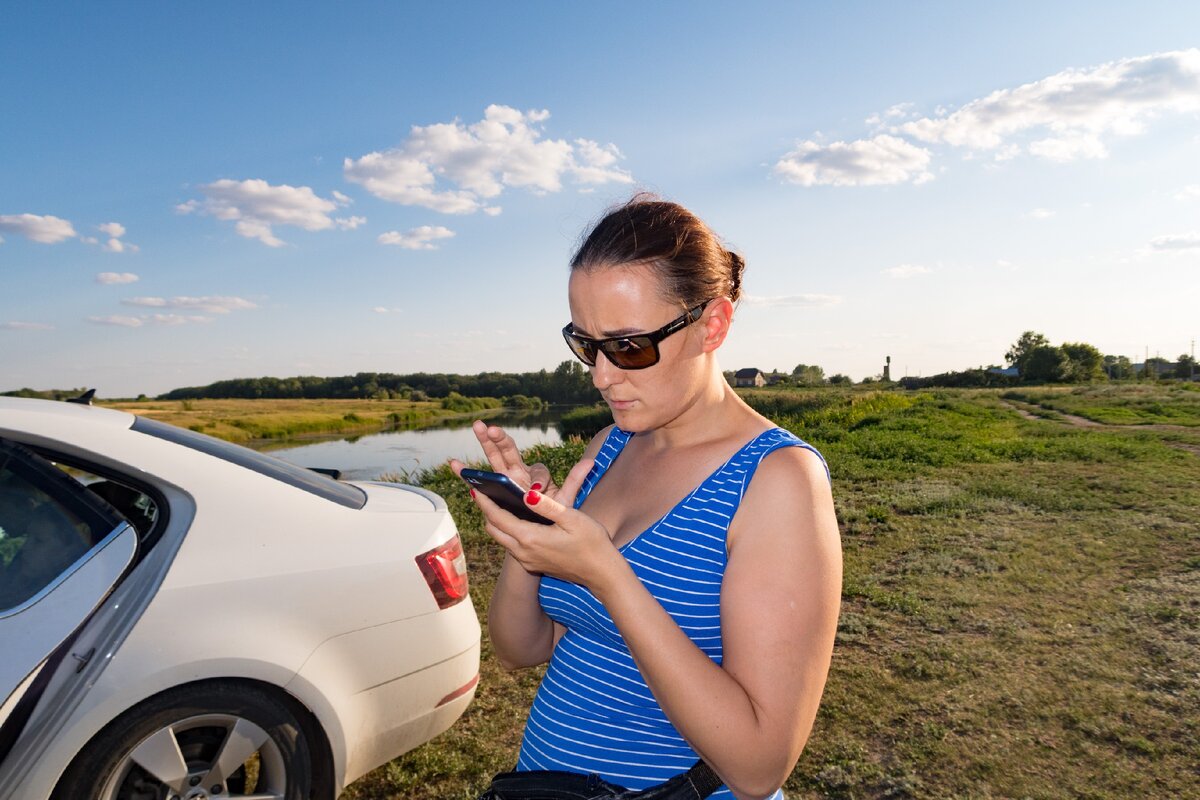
[0, 439, 137, 739]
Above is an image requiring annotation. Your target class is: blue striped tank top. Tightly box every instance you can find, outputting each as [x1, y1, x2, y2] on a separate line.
[515, 425, 828, 799]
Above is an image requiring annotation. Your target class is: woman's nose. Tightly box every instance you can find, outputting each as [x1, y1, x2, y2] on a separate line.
[590, 353, 625, 390]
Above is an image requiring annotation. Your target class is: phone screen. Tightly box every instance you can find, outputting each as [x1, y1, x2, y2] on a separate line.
[460, 468, 553, 525]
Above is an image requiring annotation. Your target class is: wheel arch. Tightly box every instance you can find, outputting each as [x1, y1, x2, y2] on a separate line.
[49, 676, 338, 800]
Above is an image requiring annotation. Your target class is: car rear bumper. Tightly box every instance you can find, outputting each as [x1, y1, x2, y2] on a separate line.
[288, 599, 482, 789]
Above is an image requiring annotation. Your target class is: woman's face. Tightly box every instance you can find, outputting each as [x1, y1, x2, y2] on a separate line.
[567, 264, 710, 432]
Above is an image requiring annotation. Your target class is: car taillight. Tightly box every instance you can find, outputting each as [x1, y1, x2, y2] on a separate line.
[416, 536, 469, 609]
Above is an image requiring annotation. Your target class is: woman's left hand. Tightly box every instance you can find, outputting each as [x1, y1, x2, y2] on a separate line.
[470, 456, 620, 588]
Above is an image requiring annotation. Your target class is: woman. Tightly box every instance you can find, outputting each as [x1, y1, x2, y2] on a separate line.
[454, 196, 841, 800]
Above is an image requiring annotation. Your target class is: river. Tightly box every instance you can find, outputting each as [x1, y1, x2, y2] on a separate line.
[258, 409, 568, 481]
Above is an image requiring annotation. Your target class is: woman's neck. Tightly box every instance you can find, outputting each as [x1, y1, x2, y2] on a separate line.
[641, 364, 757, 452]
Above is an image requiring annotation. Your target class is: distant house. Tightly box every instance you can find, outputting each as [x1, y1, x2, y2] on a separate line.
[987, 366, 1020, 378]
[734, 368, 765, 387]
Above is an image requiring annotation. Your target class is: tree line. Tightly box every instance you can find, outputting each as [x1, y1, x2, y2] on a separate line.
[159, 360, 598, 404]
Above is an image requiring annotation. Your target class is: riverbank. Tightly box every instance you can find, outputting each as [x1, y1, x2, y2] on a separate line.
[100, 397, 506, 443]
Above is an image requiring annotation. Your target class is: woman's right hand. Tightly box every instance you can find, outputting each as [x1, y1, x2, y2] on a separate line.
[449, 419, 558, 496]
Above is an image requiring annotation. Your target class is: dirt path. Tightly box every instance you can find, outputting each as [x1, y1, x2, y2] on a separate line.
[1002, 400, 1200, 455]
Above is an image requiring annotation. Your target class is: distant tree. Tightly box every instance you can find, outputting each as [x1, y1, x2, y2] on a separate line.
[1141, 357, 1171, 379]
[1061, 342, 1104, 382]
[1006, 331, 1050, 375]
[828, 374, 851, 385]
[1023, 345, 1069, 382]
[791, 364, 826, 386]
[1174, 354, 1197, 380]
[1103, 355, 1134, 380]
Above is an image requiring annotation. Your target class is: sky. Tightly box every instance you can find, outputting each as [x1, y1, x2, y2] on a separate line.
[2, 2, 1198, 398]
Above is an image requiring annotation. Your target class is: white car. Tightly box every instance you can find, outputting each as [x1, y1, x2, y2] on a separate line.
[0, 397, 480, 800]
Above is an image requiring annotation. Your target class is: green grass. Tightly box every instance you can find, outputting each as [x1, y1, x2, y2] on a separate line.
[147, 388, 1200, 799]
[1003, 382, 1200, 426]
[100, 397, 502, 442]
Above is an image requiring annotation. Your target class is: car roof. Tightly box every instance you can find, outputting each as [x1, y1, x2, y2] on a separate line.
[0, 397, 135, 430]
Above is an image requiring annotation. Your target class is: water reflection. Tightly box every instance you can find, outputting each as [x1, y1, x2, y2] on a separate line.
[260, 410, 567, 481]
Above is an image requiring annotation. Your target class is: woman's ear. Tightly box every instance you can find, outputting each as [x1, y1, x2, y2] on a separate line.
[700, 297, 735, 353]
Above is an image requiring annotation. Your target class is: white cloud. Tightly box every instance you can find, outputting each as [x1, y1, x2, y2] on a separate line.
[741, 293, 843, 308]
[332, 190, 352, 205]
[900, 49, 1200, 160]
[774, 135, 933, 187]
[1150, 232, 1200, 250]
[778, 49, 1200, 189]
[1, 321, 54, 330]
[87, 312, 214, 328]
[0, 213, 77, 244]
[1026, 208, 1055, 219]
[88, 315, 144, 328]
[378, 225, 456, 250]
[372, 306, 403, 313]
[148, 313, 211, 325]
[181, 179, 348, 246]
[882, 264, 933, 278]
[1175, 184, 1200, 201]
[866, 102, 916, 126]
[334, 215, 366, 230]
[84, 222, 139, 253]
[121, 295, 257, 314]
[483, 206, 503, 216]
[96, 272, 140, 285]
[344, 105, 633, 214]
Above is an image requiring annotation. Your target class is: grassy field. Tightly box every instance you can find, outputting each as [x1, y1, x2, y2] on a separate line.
[1002, 382, 1200, 427]
[100, 397, 504, 442]
[335, 386, 1199, 799]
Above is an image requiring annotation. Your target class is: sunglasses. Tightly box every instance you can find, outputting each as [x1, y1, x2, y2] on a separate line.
[562, 300, 710, 370]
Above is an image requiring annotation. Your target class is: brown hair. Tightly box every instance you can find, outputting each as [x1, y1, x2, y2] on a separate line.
[570, 194, 745, 306]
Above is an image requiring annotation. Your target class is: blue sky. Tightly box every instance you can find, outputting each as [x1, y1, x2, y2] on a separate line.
[2, 2, 1198, 397]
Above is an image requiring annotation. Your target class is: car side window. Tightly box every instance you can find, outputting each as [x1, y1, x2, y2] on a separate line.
[0, 442, 124, 613]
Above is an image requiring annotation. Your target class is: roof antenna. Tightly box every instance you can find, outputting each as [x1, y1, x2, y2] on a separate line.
[66, 389, 96, 405]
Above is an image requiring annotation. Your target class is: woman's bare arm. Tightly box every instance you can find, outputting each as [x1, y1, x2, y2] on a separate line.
[477, 424, 611, 669]
[495, 445, 840, 798]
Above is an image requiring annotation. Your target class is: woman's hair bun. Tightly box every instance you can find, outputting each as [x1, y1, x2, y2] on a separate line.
[727, 250, 745, 303]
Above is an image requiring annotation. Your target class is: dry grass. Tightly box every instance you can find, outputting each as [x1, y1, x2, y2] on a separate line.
[101, 397, 460, 442]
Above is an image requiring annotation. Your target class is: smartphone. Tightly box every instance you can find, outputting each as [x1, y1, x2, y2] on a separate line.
[459, 468, 553, 525]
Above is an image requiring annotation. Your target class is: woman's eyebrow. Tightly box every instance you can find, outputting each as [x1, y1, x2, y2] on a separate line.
[572, 322, 646, 338]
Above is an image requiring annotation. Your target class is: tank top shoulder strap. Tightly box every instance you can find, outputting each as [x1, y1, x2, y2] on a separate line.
[574, 426, 633, 509]
[712, 427, 830, 504]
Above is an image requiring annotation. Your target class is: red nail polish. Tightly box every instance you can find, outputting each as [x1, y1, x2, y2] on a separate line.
[530, 482, 543, 491]
[469, 488, 476, 499]
[526, 490, 541, 505]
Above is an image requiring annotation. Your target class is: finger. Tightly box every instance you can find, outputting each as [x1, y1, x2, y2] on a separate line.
[486, 424, 528, 475]
[528, 462, 553, 492]
[556, 458, 595, 510]
[522, 485, 575, 526]
[471, 483, 532, 535]
[482, 518, 522, 555]
[472, 420, 510, 473]
[448, 458, 466, 478]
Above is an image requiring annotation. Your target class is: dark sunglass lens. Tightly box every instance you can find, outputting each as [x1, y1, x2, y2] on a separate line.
[606, 337, 658, 369]
[565, 333, 597, 365]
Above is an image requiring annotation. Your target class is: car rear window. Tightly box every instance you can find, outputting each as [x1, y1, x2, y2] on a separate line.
[131, 416, 366, 509]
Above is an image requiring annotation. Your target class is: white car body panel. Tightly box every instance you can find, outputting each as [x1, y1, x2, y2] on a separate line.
[0, 398, 481, 798]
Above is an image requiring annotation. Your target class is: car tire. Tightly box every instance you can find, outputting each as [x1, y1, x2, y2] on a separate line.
[53, 681, 313, 800]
